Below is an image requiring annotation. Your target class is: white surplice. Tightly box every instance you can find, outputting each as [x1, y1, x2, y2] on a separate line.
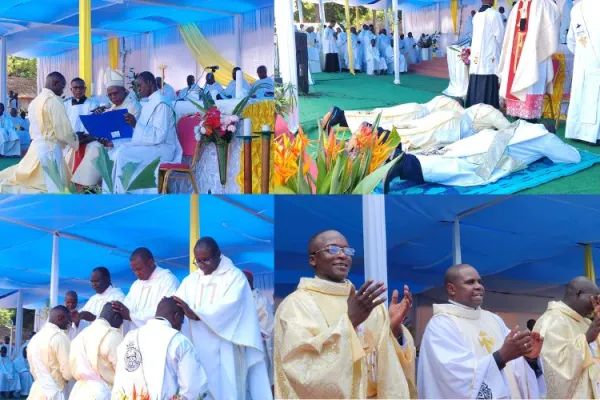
[252, 289, 274, 386]
[323, 27, 338, 55]
[105, 90, 182, 194]
[13, 355, 33, 396]
[470, 8, 505, 76]
[175, 256, 272, 400]
[69, 318, 123, 400]
[0, 114, 21, 157]
[564, 0, 600, 143]
[418, 301, 546, 399]
[0, 355, 20, 392]
[111, 318, 209, 400]
[63, 98, 99, 134]
[415, 120, 580, 186]
[80, 286, 126, 318]
[123, 266, 179, 331]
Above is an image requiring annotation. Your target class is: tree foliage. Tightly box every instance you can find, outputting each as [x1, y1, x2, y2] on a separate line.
[8, 56, 37, 79]
[293, 3, 402, 31]
[0, 309, 15, 327]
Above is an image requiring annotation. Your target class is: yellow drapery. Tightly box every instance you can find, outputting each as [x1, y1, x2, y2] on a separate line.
[451, 0, 458, 34]
[494, 0, 498, 8]
[345, 0, 355, 74]
[585, 244, 595, 282]
[235, 100, 276, 193]
[79, 0, 92, 97]
[108, 38, 119, 70]
[542, 54, 566, 121]
[178, 24, 257, 86]
[190, 194, 199, 273]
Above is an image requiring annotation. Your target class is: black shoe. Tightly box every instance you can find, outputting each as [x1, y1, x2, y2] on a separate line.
[383, 157, 403, 194]
[322, 107, 343, 133]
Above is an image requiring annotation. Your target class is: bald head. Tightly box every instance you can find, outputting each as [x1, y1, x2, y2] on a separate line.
[45, 72, 66, 97]
[99, 302, 123, 329]
[308, 230, 345, 254]
[564, 276, 600, 317]
[156, 297, 184, 331]
[444, 264, 474, 285]
[49, 305, 71, 330]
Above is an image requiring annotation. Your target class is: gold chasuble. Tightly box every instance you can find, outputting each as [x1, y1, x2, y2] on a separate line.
[274, 277, 416, 399]
[534, 301, 600, 398]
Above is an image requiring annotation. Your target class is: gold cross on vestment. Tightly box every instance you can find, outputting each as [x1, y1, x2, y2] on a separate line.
[578, 36, 588, 48]
[479, 331, 496, 354]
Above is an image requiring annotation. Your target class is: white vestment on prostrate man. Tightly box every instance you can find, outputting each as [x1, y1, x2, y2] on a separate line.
[111, 318, 209, 400]
[564, 0, 600, 144]
[0, 114, 21, 157]
[105, 90, 182, 194]
[123, 266, 179, 331]
[0, 354, 21, 393]
[13, 354, 33, 396]
[418, 301, 547, 399]
[252, 288, 274, 386]
[69, 318, 123, 400]
[175, 256, 273, 400]
[414, 120, 580, 186]
[81, 286, 126, 318]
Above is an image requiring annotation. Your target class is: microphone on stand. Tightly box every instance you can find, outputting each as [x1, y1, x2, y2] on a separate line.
[206, 66, 220, 71]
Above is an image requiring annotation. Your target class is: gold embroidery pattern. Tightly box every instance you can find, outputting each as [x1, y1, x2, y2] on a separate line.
[478, 331, 496, 354]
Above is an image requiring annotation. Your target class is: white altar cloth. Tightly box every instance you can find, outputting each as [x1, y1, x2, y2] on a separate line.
[443, 46, 470, 98]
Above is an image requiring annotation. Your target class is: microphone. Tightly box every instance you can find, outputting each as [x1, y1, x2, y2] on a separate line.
[206, 66, 220, 70]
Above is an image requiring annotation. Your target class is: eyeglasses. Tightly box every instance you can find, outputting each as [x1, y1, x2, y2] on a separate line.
[312, 245, 355, 257]
[193, 257, 213, 267]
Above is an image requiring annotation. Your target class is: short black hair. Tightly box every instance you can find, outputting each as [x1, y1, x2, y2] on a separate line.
[71, 77, 85, 86]
[130, 247, 154, 262]
[92, 266, 111, 280]
[137, 71, 156, 85]
[195, 237, 220, 256]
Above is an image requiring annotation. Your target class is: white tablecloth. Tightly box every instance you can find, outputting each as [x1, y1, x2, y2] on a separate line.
[443, 46, 469, 98]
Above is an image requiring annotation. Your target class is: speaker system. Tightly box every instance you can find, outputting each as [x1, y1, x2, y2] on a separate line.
[295, 32, 309, 95]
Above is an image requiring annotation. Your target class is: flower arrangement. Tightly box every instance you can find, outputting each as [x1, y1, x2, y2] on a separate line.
[459, 47, 471, 65]
[274, 115, 403, 194]
[418, 32, 441, 49]
[118, 387, 208, 400]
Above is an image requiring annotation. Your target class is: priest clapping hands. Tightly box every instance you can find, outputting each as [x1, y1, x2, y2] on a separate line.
[498, 327, 543, 364]
[389, 285, 412, 339]
[347, 280, 388, 328]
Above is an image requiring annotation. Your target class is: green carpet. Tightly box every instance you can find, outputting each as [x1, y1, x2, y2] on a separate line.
[300, 72, 600, 195]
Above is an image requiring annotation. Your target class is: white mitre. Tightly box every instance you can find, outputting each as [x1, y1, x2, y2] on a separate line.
[105, 68, 125, 88]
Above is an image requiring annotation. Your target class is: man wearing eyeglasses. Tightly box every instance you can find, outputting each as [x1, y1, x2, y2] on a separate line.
[274, 230, 417, 399]
[172, 237, 273, 400]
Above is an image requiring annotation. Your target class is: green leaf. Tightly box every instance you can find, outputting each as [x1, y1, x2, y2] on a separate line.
[296, 154, 312, 194]
[118, 161, 141, 191]
[41, 158, 66, 193]
[185, 97, 208, 114]
[352, 153, 404, 194]
[273, 185, 297, 194]
[126, 157, 161, 192]
[329, 152, 347, 194]
[371, 112, 383, 134]
[94, 146, 115, 193]
[315, 151, 328, 189]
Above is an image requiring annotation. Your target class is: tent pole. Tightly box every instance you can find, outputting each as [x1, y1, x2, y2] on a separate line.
[362, 195, 389, 302]
[344, 0, 354, 74]
[297, 0, 304, 23]
[392, 0, 400, 85]
[50, 233, 60, 308]
[15, 290, 23, 359]
[190, 194, 200, 273]
[385, 0, 390, 33]
[79, 0, 93, 97]
[453, 217, 462, 265]
[0, 37, 7, 107]
[235, 15, 242, 69]
[319, 0, 326, 25]
[584, 244, 595, 281]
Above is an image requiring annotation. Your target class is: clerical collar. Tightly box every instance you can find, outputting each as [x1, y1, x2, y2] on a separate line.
[479, 4, 491, 12]
[449, 299, 478, 310]
[72, 97, 87, 105]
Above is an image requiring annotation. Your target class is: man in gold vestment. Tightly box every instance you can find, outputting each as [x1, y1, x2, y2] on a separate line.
[534, 277, 600, 398]
[274, 230, 416, 399]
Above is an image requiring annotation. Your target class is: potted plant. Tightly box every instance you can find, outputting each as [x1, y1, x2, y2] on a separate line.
[418, 32, 440, 61]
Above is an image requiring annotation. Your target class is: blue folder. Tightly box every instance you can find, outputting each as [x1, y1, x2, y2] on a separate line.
[79, 109, 134, 141]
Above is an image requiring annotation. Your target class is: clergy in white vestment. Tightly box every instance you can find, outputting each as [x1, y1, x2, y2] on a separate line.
[204, 73, 226, 101]
[498, 0, 560, 121]
[382, 120, 581, 192]
[79, 267, 126, 325]
[463, 10, 477, 38]
[0, 346, 20, 397]
[14, 347, 33, 397]
[111, 297, 210, 400]
[564, 0, 600, 144]
[173, 237, 272, 400]
[65, 291, 86, 341]
[377, 29, 392, 58]
[71, 68, 143, 189]
[0, 72, 78, 194]
[27, 306, 73, 400]
[406, 33, 420, 64]
[63, 78, 99, 136]
[112, 247, 180, 331]
[69, 303, 124, 399]
[223, 67, 251, 99]
[178, 75, 201, 100]
[336, 27, 349, 71]
[9, 107, 30, 152]
[1, 337, 15, 360]
[386, 41, 408, 74]
[156, 77, 177, 102]
[250, 66, 275, 99]
[366, 39, 387, 75]
[243, 270, 275, 387]
[0, 103, 21, 157]
[418, 264, 547, 399]
[323, 22, 340, 73]
[350, 27, 362, 72]
[465, 1, 505, 109]
[104, 71, 182, 194]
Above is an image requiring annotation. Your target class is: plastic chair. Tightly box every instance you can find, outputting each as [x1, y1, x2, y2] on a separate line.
[159, 114, 202, 193]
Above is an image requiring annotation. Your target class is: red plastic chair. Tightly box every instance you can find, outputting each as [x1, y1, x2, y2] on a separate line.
[159, 114, 202, 193]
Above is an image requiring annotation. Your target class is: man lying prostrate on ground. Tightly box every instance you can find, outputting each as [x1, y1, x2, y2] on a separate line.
[382, 120, 581, 192]
[322, 95, 464, 133]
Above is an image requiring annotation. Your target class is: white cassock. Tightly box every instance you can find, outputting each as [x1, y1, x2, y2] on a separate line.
[0, 355, 21, 393]
[323, 27, 338, 55]
[80, 286, 126, 318]
[161, 83, 177, 102]
[0, 114, 21, 157]
[386, 45, 408, 74]
[414, 120, 581, 186]
[105, 90, 182, 194]
[175, 256, 272, 400]
[123, 266, 179, 331]
[69, 318, 123, 399]
[252, 289, 274, 387]
[366, 45, 387, 75]
[470, 8, 505, 78]
[337, 31, 349, 69]
[407, 37, 419, 64]
[9, 115, 30, 150]
[564, 0, 600, 143]
[111, 318, 209, 400]
[307, 32, 322, 73]
[418, 301, 546, 399]
[13, 355, 33, 396]
[350, 33, 362, 71]
[63, 97, 99, 134]
[224, 79, 251, 99]
[251, 77, 275, 99]
[377, 33, 391, 56]
[0, 344, 15, 360]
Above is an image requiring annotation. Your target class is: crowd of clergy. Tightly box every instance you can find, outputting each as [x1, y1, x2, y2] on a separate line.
[19, 239, 274, 400]
[0, 101, 31, 159]
[0, 64, 274, 194]
[298, 22, 422, 76]
[275, 229, 600, 399]
[0, 333, 35, 398]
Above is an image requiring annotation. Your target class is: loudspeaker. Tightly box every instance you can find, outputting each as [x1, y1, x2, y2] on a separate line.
[295, 32, 309, 94]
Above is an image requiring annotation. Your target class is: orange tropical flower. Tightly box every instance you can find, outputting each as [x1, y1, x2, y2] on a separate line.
[274, 131, 311, 186]
[369, 132, 395, 173]
[322, 129, 345, 168]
